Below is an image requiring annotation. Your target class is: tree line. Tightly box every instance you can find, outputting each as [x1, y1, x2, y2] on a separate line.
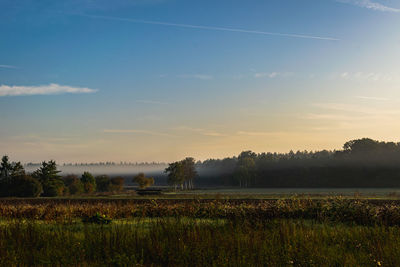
[3, 138, 400, 196]
[0, 157, 125, 197]
[195, 138, 400, 188]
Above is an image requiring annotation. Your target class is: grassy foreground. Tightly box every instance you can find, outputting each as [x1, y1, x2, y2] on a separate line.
[0, 218, 398, 266]
[1, 198, 400, 266]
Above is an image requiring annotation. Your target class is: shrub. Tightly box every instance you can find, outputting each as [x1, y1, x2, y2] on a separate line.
[63, 175, 84, 195]
[0, 175, 42, 197]
[133, 173, 154, 189]
[42, 181, 66, 197]
[82, 212, 112, 224]
[110, 177, 124, 192]
[95, 175, 111, 192]
[81, 172, 96, 193]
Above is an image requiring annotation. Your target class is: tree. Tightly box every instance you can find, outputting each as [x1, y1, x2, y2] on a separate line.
[63, 175, 84, 195]
[95, 175, 111, 192]
[343, 138, 380, 155]
[32, 161, 65, 197]
[110, 177, 125, 192]
[0, 156, 12, 181]
[234, 153, 256, 187]
[165, 161, 185, 190]
[81, 171, 96, 193]
[11, 162, 25, 177]
[165, 158, 197, 190]
[0, 156, 26, 181]
[133, 173, 154, 189]
[0, 174, 42, 197]
[182, 157, 197, 189]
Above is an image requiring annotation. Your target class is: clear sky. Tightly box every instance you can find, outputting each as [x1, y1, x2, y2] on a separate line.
[1, 0, 400, 163]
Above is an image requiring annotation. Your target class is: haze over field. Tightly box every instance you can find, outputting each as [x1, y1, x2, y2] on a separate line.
[1, 0, 400, 163]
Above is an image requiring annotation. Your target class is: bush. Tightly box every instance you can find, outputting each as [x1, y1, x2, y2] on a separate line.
[133, 173, 154, 189]
[110, 177, 124, 192]
[0, 175, 42, 197]
[81, 172, 96, 193]
[63, 175, 84, 195]
[95, 175, 111, 192]
[82, 212, 112, 224]
[42, 181, 65, 197]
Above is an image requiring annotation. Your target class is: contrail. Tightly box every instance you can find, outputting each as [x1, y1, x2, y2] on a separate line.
[70, 13, 339, 41]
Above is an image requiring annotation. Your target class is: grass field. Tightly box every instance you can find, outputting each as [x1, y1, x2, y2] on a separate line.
[1, 195, 400, 266]
[1, 217, 399, 266]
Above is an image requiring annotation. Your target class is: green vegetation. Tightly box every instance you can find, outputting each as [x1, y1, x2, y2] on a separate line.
[0, 198, 400, 265]
[196, 138, 400, 188]
[81, 171, 96, 193]
[133, 172, 154, 189]
[32, 160, 65, 197]
[3, 138, 400, 265]
[165, 157, 197, 190]
[0, 214, 399, 266]
[64, 174, 84, 195]
[0, 157, 130, 198]
[82, 212, 112, 224]
[1, 198, 400, 225]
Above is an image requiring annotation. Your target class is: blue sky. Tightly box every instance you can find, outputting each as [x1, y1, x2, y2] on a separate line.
[1, 0, 400, 162]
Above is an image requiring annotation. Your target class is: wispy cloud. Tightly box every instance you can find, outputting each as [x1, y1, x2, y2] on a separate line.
[177, 74, 213, 80]
[338, 72, 395, 82]
[337, 0, 400, 12]
[237, 131, 283, 137]
[313, 102, 400, 115]
[175, 126, 227, 137]
[136, 100, 169, 105]
[254, 72, 279, 78]
[70, 13, 339, 41]
[103, 129, 173, 137]
[356, 96, 389, 101]
[0, 83, 97, 97]
[302, 113, 368, 121]
[254, 72, 292, 78]
[0, 65, 17, 69]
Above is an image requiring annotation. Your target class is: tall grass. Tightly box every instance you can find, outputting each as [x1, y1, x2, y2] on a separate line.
[1, 198, 400, 225]
[1, 198, 400, 266]
[0, 218, 399, 266]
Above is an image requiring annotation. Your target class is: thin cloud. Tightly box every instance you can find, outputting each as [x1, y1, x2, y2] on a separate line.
[70, 13, 339, 41]
[313, 102, 400, 115]
[0, 65, 17, 69]
[302, 113, 368, 121]
[103, 129, 173, 137]
[254, 72, 292, 78]
[237, 131, 283, 137]
[254, 72, 279, 78]
[175, 126, 227, 137]
[177, 74, 213, 80]
[0, 83, 97, 97]
[136, 100, 169, 105]
[339, 72, 395, 82]
[356, 96, 389, 101]
[337, 0, 400, 12]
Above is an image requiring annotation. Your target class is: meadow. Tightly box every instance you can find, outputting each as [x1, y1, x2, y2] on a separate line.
[1, 197, 400, 266]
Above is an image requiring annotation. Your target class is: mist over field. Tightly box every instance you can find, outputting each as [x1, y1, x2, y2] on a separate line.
[2, 1, 400, 266]
[24, 163, 167, 177]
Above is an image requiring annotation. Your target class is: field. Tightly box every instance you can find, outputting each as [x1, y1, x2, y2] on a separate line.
[2, 195, 400, 266]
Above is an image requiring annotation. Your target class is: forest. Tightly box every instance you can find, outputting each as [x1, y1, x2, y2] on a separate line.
[2, 138, 400, 198]
[195, 138, 400, 188]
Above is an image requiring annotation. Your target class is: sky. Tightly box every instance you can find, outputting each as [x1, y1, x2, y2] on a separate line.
[1, 0, 400, 163]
